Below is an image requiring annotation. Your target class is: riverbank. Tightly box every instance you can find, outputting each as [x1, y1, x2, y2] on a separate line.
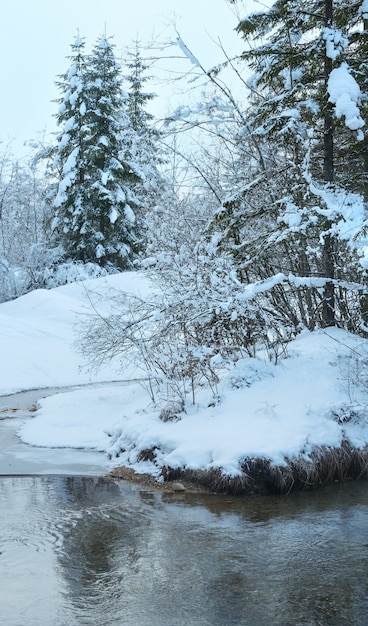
[110, 439, 368, 495]
[1, 387, 368, 493]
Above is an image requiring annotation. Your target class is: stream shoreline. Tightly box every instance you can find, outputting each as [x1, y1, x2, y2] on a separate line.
[2, 386, 368, 495]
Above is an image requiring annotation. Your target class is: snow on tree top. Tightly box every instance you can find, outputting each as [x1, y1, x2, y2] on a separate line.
[98, 37, 110, 50]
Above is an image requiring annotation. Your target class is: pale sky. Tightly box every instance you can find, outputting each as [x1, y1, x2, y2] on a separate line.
[0, 0, 247, 156]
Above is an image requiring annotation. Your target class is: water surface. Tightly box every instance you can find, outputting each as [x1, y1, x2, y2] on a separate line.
[1, 476, 368, 625]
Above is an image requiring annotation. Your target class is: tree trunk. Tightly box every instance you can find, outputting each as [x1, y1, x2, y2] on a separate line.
[363, 18, 368, 208]
[322, 0, 335, 327]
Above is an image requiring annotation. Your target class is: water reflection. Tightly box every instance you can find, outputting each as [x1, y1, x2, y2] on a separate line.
[0, 477, 367, 625]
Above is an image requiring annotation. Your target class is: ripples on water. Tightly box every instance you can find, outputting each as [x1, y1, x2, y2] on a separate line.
[0, 476, 367, 626]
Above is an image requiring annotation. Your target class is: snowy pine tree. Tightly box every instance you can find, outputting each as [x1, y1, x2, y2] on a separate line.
[125, 41, 156, 133]
[123, 41, 166, 245]
[52, 36, 89, 259]
[52, 35, 144, 270]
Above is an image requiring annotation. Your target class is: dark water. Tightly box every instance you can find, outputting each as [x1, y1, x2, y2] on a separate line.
[0, 477, 368, 626]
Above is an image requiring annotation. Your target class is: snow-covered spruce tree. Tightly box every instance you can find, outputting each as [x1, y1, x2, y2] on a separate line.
[125, 41, 156, 134]
[51, 37, 89, 260]
[52, 35, 143, 270]
[123, 41, 167, 241]
[215, 0, 368, 331]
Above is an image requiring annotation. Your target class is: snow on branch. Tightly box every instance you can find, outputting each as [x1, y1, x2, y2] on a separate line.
[238, 273, 323, 302]
[327, 63, 365, 140]
[323, 27, 349, 61]
[303, 177, 366, 243]
[238, 273, 368, 302]
[175, 33, 201, 68]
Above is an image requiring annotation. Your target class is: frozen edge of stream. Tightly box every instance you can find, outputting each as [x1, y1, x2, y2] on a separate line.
[0, 379, 144, 416]
[0, 381, 143, 477]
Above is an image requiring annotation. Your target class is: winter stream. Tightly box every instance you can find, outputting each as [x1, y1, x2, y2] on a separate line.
[1, 392, 368, 625]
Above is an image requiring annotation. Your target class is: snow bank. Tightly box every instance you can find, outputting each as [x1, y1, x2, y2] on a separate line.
[0, 271, 152, 394]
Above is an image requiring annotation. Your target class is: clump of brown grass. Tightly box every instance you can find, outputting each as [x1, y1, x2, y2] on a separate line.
[162, 466, 254, 494]
[136, 446, 158, 463]
[159, 440, 368, 495]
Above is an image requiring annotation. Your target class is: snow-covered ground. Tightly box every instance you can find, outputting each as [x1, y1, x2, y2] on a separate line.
[2, 271, 368, 480]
